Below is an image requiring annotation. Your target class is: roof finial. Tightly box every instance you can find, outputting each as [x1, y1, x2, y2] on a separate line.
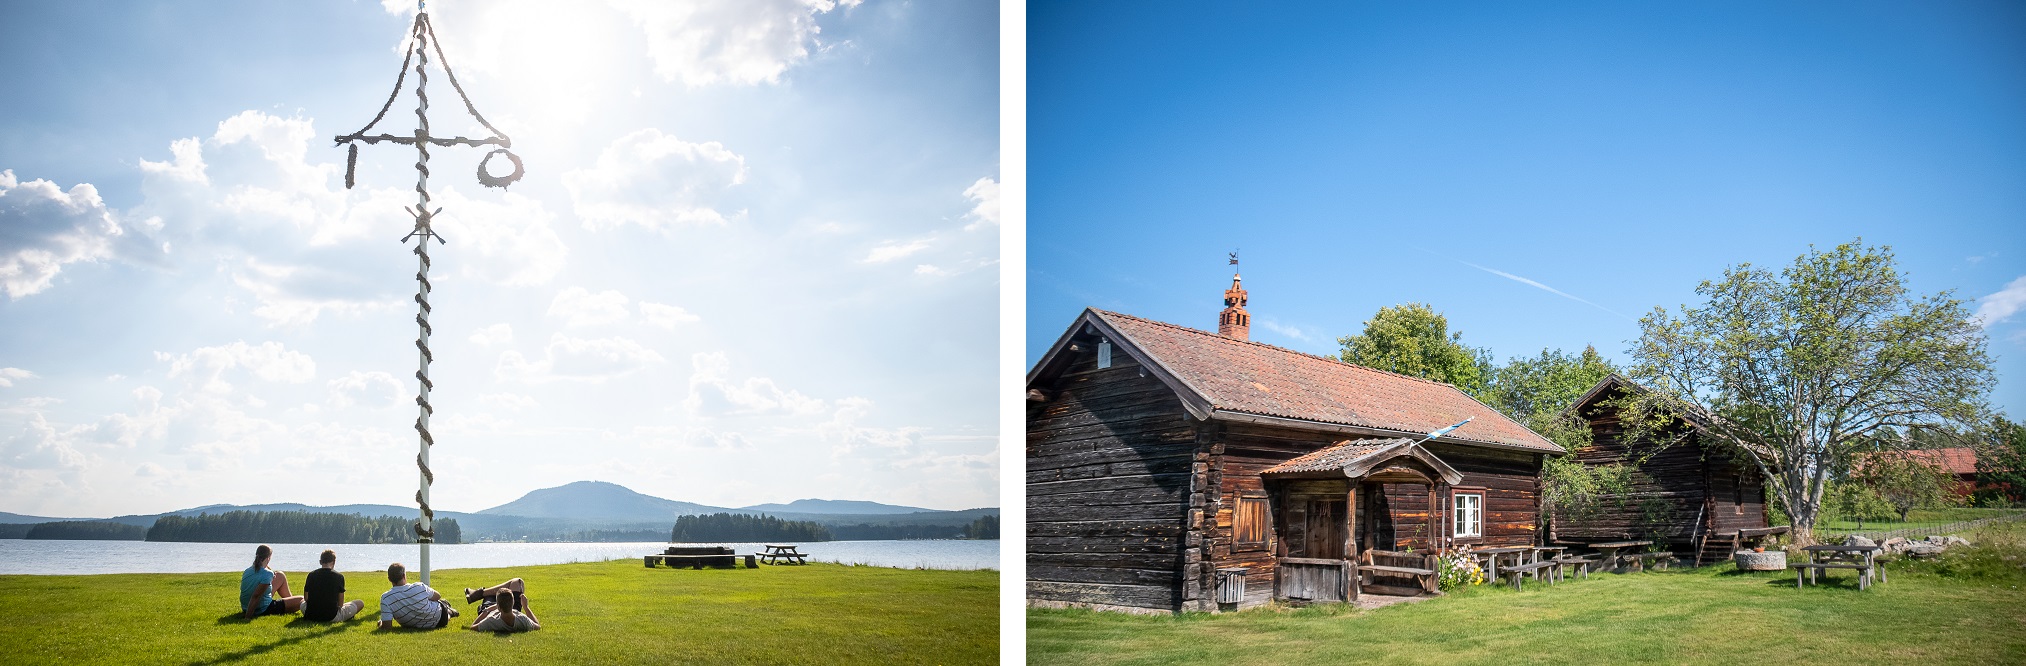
[1228, 249, 1239, 270]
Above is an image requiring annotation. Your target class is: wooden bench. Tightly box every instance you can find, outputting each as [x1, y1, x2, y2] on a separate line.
[1554, 556, 1599, 581]
[1792, 563, 1876, 590]
[1633, 552, 1681, 571]
[1500, 561, 1558, 591]
[1358, 549, 1439, 596]
[647, 545, 742, 569]
[758, 544, 810, 565]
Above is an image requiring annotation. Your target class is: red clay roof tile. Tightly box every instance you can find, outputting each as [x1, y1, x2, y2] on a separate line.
[1093, 310, 1561, 453]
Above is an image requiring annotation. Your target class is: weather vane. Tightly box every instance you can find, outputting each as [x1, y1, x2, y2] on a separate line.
[1229, 250, 1239, 268]
[333, 0, 523, 586]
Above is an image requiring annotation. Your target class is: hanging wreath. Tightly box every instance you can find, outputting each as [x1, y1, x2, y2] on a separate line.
[476, 149, 525, 189]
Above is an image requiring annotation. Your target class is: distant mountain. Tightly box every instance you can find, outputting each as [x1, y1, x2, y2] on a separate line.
[0, 511, 84, 525]
[3, 482, 998, 543]
[476, 481, 730, 521]
[738, 499, 933, 515]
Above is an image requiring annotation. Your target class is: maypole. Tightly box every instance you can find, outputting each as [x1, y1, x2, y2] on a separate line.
[334, 0, 523, 586]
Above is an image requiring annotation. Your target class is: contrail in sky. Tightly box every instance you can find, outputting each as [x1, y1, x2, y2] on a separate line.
[1455, 260, 1634, 320]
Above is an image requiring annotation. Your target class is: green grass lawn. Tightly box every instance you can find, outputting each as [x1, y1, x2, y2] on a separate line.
[1816, 506, 2025, 535]
[0, 560, 997, 665]
[1029, 522, 2026, 666]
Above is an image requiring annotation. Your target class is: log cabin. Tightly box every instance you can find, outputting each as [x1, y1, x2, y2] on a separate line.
[1026, 273, 1563, 614]
[1558, 375, 1773, 566]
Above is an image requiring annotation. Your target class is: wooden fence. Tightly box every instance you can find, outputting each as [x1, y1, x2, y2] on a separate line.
[1821, 511, 2026, 542]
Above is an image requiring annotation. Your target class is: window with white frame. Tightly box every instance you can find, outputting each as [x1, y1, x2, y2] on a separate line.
[1453, 492, 1483, 538]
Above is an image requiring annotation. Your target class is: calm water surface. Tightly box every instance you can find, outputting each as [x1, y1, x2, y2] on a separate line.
[0, 539, 997, 575]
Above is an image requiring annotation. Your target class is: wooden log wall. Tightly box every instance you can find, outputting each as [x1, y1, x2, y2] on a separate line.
[1426, 443, 1545, 550]
[1201, 423, 1546, 610]
[1557, 412, 1768, 548]
[1027, 348, 1194, 613]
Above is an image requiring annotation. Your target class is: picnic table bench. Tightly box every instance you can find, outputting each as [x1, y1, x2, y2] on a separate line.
[1554, 554, 1599, 580]
[1499, 560, 1560, 591]
[645, 545, 749, 569]
[1792, 544, 1884, 590]
[757, 544, 810, 565]
[1585, 540, 1655, 572]
[1356, 549, 1438, 597]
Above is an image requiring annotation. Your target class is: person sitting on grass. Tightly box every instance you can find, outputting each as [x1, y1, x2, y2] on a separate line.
[301, 549, 364, 623]
[464, 584, 541, 633]
[240, 544, 303, 619]
[377, 562, 458, 630]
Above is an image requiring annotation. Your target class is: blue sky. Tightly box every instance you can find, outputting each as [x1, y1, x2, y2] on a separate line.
[0, 0, 999, 517]
[1028, 1, 2026, 419]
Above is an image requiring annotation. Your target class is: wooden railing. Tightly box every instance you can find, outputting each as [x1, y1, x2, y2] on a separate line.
[1276, 557, 1351, 603]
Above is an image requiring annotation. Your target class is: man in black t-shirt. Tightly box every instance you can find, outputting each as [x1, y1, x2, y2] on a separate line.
[302, 549, 364, 623]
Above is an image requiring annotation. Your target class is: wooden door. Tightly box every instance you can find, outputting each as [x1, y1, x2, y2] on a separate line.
[1304, 500, 1345, 560]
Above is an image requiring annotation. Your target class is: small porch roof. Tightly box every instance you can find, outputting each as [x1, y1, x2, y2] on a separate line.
[1260, 437, 1465, 485]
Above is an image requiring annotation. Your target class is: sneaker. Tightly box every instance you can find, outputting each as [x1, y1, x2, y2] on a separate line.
[464, 587, 479, 604]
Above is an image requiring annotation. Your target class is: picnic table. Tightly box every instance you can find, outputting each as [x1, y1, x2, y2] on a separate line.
[1585, 540, 1654, 572]
[1793, 544, 1884, 590]
[758, 544, 809, 565]
[1467, 546, 1533, 580]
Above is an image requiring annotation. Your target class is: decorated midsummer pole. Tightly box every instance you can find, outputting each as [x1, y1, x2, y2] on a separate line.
[334, 0, 523, 586]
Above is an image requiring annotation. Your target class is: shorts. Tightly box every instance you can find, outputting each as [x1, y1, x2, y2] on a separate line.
[256, 598, 291, 617]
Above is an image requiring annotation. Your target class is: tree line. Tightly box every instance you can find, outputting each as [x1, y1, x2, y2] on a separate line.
[146, 510, 461, 544]
[671, 513, 831, 542]
[1335, 240, 2019, 543]
[25, 520, 148, 540]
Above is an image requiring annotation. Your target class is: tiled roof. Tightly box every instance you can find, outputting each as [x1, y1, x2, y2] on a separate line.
[1882, 448, 1980, 476]
[1261, 438, 1407, 475]
[1093, 310, 1561, 453]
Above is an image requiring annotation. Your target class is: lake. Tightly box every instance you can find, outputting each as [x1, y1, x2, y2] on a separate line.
[0, 539, 998, 575]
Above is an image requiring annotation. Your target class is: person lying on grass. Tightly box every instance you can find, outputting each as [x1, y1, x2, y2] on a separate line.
[463, 579, 541, 633]
[302, 549, 364, 623]
[377, 562, 458, 630]
[240, 545, 303, 619]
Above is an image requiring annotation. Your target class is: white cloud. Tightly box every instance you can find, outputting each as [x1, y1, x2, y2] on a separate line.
[479, 393, 540, 411]
[914, 264, 950, 276]
[609, 0, 860, 87]
[470, 323, 515, 347]
[865, 239, 932, 264]
[495, 334, 666, 383]
[818, 396, 923, 455]
[0, 170, 166, 299]
[1974, 275, 2026, 328]
[1, 414, 90, 471]
[328, 371, 405, 409]
[1256, 317, 1313, 342]
[564, 129, 747, 232]
[548, 287, 632, 327]
[0, 368, 36, 388]
[158, 341, 316, 394]
[683, 352, 826, 417]
[640, 301, 701, 328]
[961, 177, 999, 231]
[231, 258, 402, 327]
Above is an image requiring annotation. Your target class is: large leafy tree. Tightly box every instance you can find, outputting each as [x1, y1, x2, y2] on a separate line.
[1481, 346, 1628, 526]
[1974, 416, 2026, 505]
[1621, 241, 1994, 544]
[1338, 303, 1494, 396]
[1852, 447, 1963, 521]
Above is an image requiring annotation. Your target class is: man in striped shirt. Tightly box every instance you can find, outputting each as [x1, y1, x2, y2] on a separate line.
[377, 562, 458, 630]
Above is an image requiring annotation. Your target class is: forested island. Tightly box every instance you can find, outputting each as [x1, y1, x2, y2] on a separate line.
[24, 520, 149, 540]
[671, 513, 831, 542]
[668, 513, 1001, 542]
[146, 510, 461, 544]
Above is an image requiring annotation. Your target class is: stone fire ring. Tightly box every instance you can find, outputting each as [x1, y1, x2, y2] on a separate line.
[1734, 550, 1786, 571]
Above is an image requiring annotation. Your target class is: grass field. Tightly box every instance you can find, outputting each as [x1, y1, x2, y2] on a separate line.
[0, 559, 997, 665]
[1029, 521, 2026, 666]
[1815, 506, 2026, 536]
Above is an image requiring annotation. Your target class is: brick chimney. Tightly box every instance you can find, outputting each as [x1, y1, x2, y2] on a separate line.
[1218, 272, 1249, 340]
